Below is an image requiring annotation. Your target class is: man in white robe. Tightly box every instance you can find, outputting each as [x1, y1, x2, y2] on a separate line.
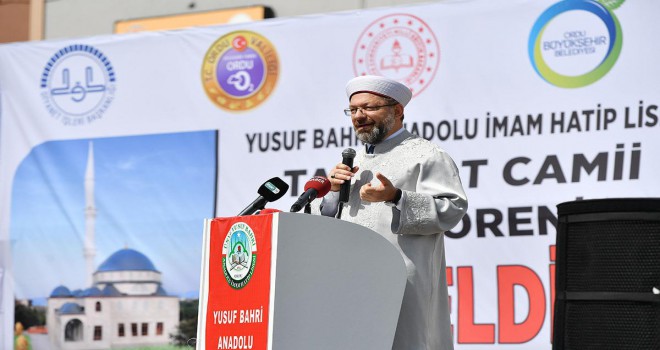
[318, 75, 468, 350]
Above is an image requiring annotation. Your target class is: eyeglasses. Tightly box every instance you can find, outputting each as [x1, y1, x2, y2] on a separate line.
[343, 103, 397, 117]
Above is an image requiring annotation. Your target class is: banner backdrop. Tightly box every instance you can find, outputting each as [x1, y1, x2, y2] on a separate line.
[1, 0, 659, 348]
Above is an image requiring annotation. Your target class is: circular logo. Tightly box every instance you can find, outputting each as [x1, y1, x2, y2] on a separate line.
[40, 44, 116, 126]
[528, 0, 623, 88]
[353, 14, 440, 97]
[202, 31, 279, 111]
[222, 222, 257, 289]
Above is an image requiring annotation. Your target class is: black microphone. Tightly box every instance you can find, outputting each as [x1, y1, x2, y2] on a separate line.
[290, 176, 331, 212]
[339, 148, 356, 203]
[237, 177, 289, 216]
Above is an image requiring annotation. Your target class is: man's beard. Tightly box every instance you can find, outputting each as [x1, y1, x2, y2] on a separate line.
[355, 112, 396, 144]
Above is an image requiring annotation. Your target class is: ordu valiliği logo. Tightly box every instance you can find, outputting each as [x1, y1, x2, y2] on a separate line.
[529, 0, 624, 88]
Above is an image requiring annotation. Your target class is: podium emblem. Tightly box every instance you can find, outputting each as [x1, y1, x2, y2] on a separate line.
[221, 222, 258, 289]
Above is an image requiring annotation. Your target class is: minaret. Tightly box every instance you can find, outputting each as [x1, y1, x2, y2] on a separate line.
[83, 141, 97, 287]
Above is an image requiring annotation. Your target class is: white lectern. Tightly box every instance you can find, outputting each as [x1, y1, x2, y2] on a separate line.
[197, 212, 407, 350]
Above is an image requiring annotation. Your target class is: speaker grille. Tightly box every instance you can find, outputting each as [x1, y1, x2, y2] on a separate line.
[563, 301, 659, 350]
[554, 198, 660, 350]
[565, 220, 660, 293]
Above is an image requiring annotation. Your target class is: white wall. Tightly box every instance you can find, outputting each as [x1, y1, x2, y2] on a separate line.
[43, 0, 441, 39]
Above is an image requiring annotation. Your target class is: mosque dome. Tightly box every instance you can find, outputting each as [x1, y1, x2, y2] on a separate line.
[155, 285, 169, 296]
[58, 302, 84, 315]
[81, 287, 102, 297]
[50, 285, 72, 298]
[102, 284, 123, 297]
[97, 248, 158, 272]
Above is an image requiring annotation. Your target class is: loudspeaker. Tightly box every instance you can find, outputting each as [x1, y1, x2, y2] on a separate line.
[554, 198, 660, 350]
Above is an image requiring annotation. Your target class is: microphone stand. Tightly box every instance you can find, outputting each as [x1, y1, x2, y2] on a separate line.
[336, 202, 344, 219]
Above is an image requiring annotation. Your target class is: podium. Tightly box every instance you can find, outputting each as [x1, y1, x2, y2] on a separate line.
[196, 212, 407, 350]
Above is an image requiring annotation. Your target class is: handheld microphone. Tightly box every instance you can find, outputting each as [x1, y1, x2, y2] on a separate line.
[237, 177, 289, 216]
[290, 176, 331, 212]
[339, 148, 356, 203]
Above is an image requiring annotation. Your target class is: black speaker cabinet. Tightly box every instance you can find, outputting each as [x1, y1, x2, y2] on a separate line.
[554, 198, 660, 350]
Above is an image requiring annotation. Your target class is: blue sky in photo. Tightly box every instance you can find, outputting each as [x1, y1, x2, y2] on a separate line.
[10, 130, 217, 302]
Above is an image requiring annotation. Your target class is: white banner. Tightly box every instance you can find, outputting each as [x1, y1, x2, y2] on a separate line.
[1, 0, 658, 348]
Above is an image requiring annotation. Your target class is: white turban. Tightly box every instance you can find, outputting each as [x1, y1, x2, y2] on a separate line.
[345, 75, 412, 107]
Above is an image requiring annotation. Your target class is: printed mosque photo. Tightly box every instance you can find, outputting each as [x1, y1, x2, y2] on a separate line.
[11, 131, 217, 349]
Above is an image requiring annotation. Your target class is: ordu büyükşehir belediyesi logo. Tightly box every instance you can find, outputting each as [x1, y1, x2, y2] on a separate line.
[528, 0, 624, 88]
